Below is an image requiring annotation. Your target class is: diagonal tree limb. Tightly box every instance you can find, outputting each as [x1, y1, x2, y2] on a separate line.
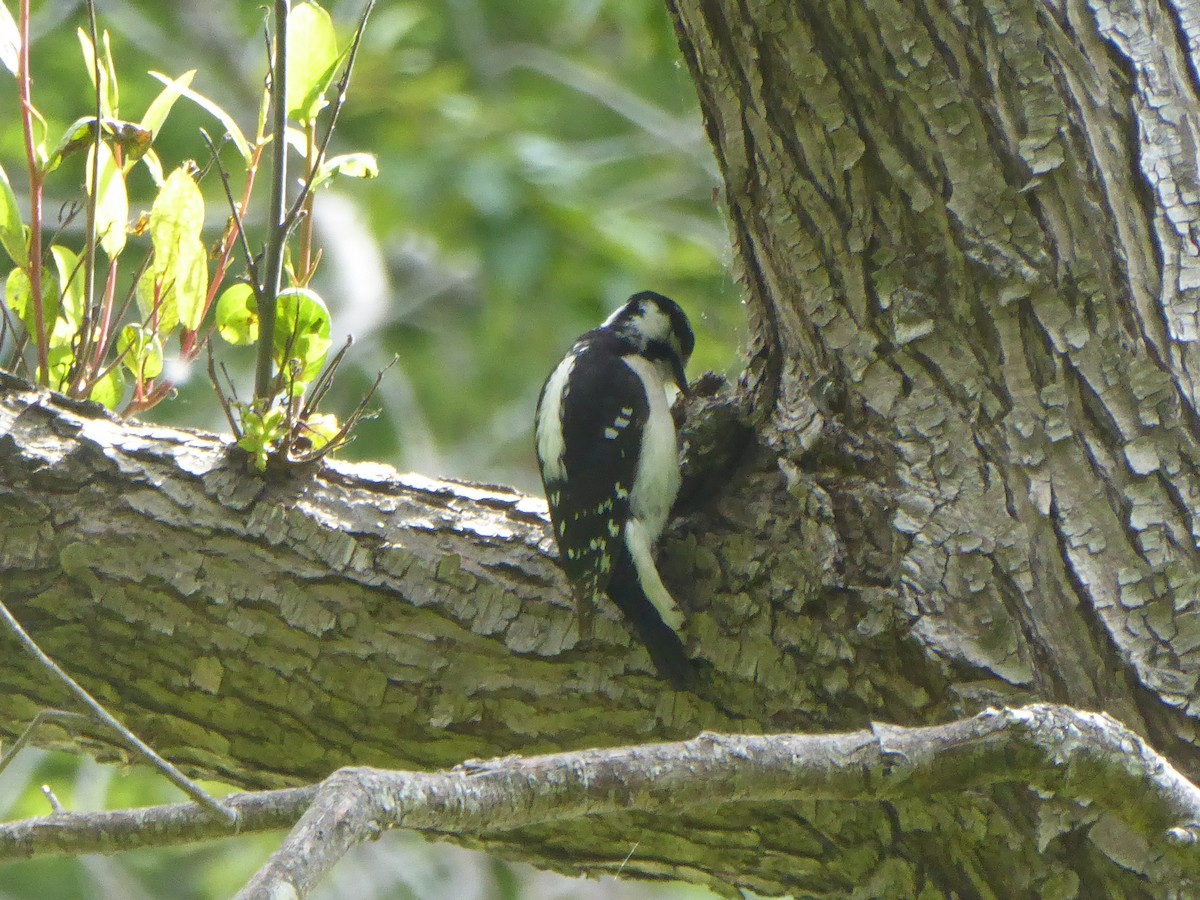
[0, 598, 236, 824]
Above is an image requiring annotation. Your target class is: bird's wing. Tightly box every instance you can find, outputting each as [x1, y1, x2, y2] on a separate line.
[538, 341, 646, 601]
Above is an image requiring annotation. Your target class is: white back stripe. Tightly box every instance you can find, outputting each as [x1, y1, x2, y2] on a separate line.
[536, 353, 577, 481]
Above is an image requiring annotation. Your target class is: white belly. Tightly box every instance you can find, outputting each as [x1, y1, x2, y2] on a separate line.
[621, 354, 680, 542]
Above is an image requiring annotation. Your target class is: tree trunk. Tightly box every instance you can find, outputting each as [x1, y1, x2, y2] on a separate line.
[4, 0, 1200, 895]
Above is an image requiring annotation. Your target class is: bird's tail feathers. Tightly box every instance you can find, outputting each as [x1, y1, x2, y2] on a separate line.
[606, 546, 696, 691]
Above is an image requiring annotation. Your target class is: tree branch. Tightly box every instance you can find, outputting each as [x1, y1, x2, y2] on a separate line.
[0, 786, 315, 860]
[2, 705, 1198, 896]
[234, 704, 1200, 896]
[0, 597, 236, 823]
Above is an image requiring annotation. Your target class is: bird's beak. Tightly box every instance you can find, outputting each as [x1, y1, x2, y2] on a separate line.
[671, 357, 690, 397]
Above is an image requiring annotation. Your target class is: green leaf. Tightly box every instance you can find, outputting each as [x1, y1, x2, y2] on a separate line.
[140, 69, 196, 138]
[5, 266, 28, 319]
[117, 323, 163, 380]
[47, 117, 152, 174]
[143, 165, 207, 332]
[100, 31, 119, 117]
[285, 2, 341, 124]
[106, 119, 152, 162]
[312, 152, 378, 189]
[175, 236, 208, 331]
[140, 147, 165, 186]
[0, 1, 18, 76]
[136, 267, 170, 333]
[85, 141, 128, 258]
[0, 161, 27, 267]
[237, 405, 287, 471]
[299, 412, 339, 451]
[47, 343, 73, 391]
[215, 282, 259, 345]
[149, 71, 251, 162]
[274, 287, 331, 385]
[46, 117, 97, 172]
[77, 28, 119, 119]
[89, 367, 125, 410]
[50, 244, 85, 328]
[5, 266, 59, 343]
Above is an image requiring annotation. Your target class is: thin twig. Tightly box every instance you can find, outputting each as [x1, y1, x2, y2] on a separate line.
[294, 353, 395, 463]
[207, 342, 241, 435]
[282, 0, 376, 232]
[0, 710, 91, 780]
[298, 335, 352, 417]
[201, 131, 260, 290]
[39, 785, 63, 812]
[79, 0, 102, 392]
[0, 597, 237, 825]
[17, 0, 47, 381]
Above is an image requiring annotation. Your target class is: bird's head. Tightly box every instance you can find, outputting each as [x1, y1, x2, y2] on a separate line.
[604, 291, 694, 394]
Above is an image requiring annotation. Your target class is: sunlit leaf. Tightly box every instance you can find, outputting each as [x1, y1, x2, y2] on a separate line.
[4, 265, 28, 321]
[274, 287, 331, 385]
[100, 31, 119, 118]
[47, 117, 152, 174]
[215, 282, 259, 345]
[77, 28, 118, 119]
[46, 116, 96, 172]
[47, 343, 73, 391]
[5, 266, 60, 343]
[284, 126, 308, 156]
[117, 323, 163, 380]
[140, 70, 196, 139]
[140, 148, 165, 186]
[143, 165, 206, 332]
[89, 367, 125, 410]
[237, 405, 287, 471]
[107, 120, 152, 162]
[49, 244, 85, 327]
[0, 161, 27, 267]
[312, 152, 378, 189]
[0, 1, 18, 76]
[136, 266, 174, 335]
[299, 412, 339, 451]
[175, 236, 208, 331]
[286, 2, 341, 124]
[149, 71, 251, 162]
[85, 141, 128, 258]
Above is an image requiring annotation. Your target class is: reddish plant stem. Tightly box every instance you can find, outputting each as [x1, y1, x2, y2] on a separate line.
[17, 0, 47, 382]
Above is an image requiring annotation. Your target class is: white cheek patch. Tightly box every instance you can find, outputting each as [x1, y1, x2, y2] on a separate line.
[631, 303, 670, 342]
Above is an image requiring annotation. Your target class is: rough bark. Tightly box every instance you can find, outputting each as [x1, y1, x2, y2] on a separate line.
[5, 0, 1200, 895]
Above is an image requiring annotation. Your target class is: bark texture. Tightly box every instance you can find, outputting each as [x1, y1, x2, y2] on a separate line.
[4, 0, 1200, 895]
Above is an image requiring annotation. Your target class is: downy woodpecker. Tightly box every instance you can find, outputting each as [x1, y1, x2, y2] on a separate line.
[535, 291, 695, 688]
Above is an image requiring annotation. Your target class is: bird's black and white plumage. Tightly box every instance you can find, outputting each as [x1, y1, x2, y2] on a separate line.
[535, 290, 695, 688]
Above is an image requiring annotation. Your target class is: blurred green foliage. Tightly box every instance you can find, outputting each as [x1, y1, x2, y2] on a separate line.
[0, 0, 740, 490]
[0, 0, 737, 896]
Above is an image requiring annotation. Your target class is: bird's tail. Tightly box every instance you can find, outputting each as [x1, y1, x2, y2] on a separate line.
[606, 545, 697, 691]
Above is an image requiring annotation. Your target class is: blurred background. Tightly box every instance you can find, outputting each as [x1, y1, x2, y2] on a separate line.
[0, 0, 741, 896]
